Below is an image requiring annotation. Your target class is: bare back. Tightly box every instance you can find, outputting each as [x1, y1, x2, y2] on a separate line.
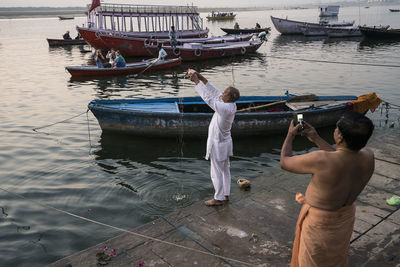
[305, 148, 375, 210]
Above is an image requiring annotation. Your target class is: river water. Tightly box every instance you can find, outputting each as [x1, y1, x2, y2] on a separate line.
[0, 5, 399, 266]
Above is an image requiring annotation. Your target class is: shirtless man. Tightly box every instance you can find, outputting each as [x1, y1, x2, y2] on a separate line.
[280, 111, 375, 267]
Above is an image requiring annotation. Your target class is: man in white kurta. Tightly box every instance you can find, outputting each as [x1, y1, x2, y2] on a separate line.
[188, 70, 240, 206]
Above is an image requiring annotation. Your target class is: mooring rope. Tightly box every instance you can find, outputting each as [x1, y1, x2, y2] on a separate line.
[268, 55, 400, 68]
[32, 110, 88, 132]
[0, 187, 253, 266]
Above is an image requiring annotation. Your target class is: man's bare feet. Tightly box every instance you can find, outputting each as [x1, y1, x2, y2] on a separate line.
[224, 196, 229, 202]
[204, 199, 224, 206]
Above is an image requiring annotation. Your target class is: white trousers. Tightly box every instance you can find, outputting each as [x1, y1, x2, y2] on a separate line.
[210, 155, 231, 201]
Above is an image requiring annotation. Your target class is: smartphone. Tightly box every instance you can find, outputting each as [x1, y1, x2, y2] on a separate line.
[295, 113, 304, 131]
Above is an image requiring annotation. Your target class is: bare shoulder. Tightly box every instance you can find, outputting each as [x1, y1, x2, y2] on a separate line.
[361, 147, 375, 159]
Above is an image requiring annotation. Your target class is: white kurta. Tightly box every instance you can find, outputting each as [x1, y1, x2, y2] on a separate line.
[195, 81, 236, 200]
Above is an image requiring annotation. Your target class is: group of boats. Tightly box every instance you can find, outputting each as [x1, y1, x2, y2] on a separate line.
[271, 16, 400, 39]
[51, 3, 267, 77]
[48, 2, 383, 137]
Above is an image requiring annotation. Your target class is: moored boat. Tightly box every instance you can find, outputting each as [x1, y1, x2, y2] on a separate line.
[78, 3, 208, 52]
[300, 25, 361, 37]
[88, 94, 359, 138]
[47, 38, 87, 46]
[94, 33, 253, 57]
[220, 27, 270, 34]
[271, 16, 354, 35]
[389, 9, 400, 12]
[206, 12, 236, 21]
[66, 58, 181, 77]
[360, 26, 400, 39]
[145, 40, 263, 61]
[58, 16, 74, 20]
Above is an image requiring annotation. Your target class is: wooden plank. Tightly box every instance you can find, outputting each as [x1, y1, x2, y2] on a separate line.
[286, 100, 350, 110]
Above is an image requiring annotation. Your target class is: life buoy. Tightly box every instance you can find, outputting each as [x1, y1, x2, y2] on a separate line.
[194, 49, 201, 57]
[150, 35, 156, 39]
[95, 31, 100, 39]
[144, 39, 150, 46]
[220, 50, 225, 56]
[240, 47, 246, 54]
[173, 48, 180, 56]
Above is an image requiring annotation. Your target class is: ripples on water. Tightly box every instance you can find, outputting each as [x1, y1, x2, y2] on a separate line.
[0, 5, 400, 266]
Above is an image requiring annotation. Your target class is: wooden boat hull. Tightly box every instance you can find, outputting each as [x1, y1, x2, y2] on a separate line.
[220, 27, 270, 34]
[146, 40, 263, 61]
[301, 25, 361, 37]
[207, 15, 236, 21]
[58, 16, 74, 20]
[88, 95, 357, 137]
[77, 26, 209, 52]
[95, 33, 253, 57]
[66, 58, 181, 77]
[271, 16, 354, 35]
[360, 26, 400, 39]
[389, 9, 400, 12]
[47, 38, 87, 46]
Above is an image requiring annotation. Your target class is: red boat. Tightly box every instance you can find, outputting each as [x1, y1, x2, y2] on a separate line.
[47, 38, 87, 46]
[145, 40, 264, 61]
[78, 3, 208, 52]
[65, 58, 181, 77]
[94, 33, 253, 57]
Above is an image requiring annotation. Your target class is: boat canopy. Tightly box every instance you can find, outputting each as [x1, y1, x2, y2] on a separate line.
[86, 3, 204, 33]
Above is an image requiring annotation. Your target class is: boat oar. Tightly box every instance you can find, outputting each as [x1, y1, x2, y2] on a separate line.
[237, 94, 317, 113]
[138, 58, 159, 75]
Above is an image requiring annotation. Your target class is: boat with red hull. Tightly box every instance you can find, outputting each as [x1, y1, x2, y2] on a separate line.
[66, 58, 181, 77]
[94, 33, 253, 57]
[145, 40, 263, 61]
[78, 3, 208, 53]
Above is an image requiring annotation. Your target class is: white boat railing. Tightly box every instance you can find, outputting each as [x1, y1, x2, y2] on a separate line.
[96, 3, 199, 15]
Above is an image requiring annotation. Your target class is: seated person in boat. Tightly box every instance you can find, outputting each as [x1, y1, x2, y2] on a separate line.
[169, 26, 177, 48]
[187, 69, 240, 207]
[255, 22, 261, 29]
[75, 33, 82, 40]
[106, 48, 116, 67]
[156, 43, 168, 61]
[114, 51, 126, 68]
[63, 30, 72, 40]
[234, 22, 240, 30]
[280, 111, 375, 267]
[94, 49, 106, 68]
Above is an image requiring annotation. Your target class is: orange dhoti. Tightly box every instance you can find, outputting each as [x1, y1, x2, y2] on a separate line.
[291, 195, 355, 267]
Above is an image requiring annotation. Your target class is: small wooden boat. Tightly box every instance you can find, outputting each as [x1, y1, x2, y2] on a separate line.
[58, 16, 74, 20]
[88, 94, 358, 137]
[66, 58, 182, 77]
[359, 26, 400, 39]
[300, 25, 362, 37]
[220, 27, 270, 34]
[47, 38, 87, 46]
[389, 9, 400, 12]
[271, 16, 354, 35]
[95, 33, 253, 57]
[145, 40, 263, 61]
[207, 13, 236, 21]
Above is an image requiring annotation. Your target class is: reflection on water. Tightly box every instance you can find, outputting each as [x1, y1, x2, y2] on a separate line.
[359, 38, 400, 48]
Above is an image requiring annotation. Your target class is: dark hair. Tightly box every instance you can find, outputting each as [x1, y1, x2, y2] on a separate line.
[337, 111, 374, 151]
[227, 86, 240, 102]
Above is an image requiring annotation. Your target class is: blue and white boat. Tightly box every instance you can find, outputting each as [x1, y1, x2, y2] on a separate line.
[88, 94, 358, 138]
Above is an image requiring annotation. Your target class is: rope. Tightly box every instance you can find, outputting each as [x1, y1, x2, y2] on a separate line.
[268, 55, 400, 68]
[383, 101, 400, 108]
[0, 187, 253, 266]
[350, 206, 400, 244]
[32, 110, 88, 132]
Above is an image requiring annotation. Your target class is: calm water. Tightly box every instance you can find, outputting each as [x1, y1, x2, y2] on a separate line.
[1, 5, 400, 266]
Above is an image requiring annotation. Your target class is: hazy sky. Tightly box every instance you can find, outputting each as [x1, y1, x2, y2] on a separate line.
[1, 0, 345, 8]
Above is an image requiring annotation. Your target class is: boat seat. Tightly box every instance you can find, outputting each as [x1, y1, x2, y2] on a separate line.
[286, 100, 350, 110]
